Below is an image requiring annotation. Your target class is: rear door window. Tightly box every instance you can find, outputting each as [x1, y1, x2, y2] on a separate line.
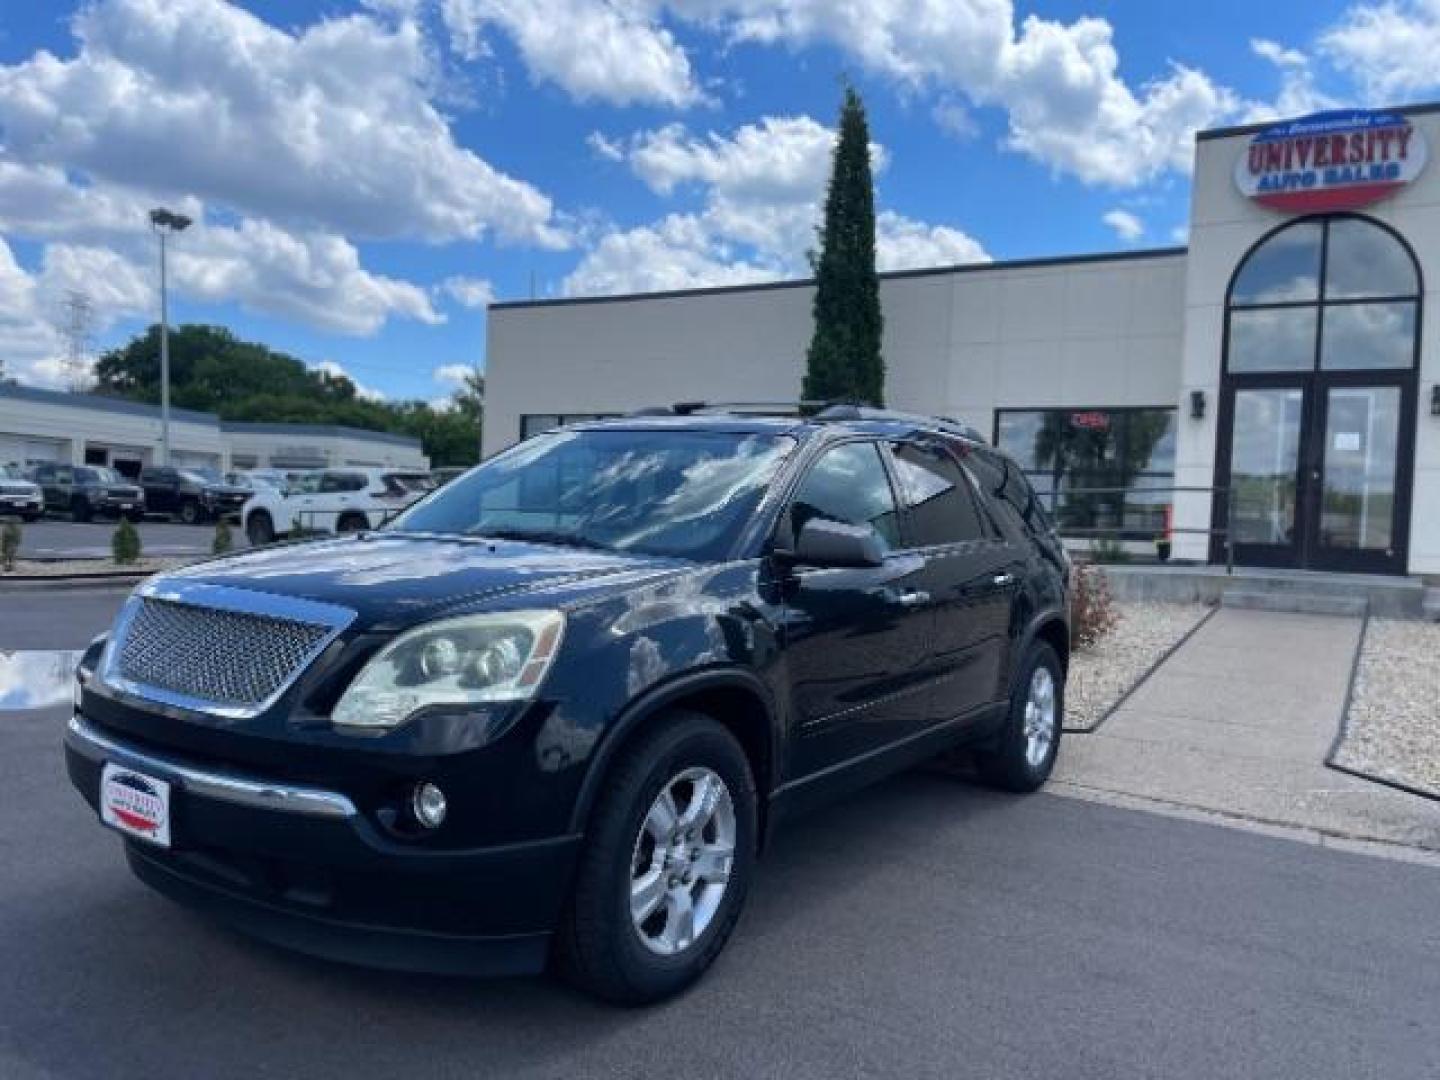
[889, 442, 987, 547]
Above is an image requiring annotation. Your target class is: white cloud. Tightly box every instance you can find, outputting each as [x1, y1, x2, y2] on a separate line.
[876, 212, 988, 270]
[439, 276, 496, 309]
[1242, 38, 1336, 122]
[567, 113, 986, 295]
[434, 362, 478, 385]
[932, 98, 979, 140]
[312, 359, 386, 401]
[587, 132, 628, 162]
[564, 213, 775, 296]
[1319, 0, 1440, 102]
[656, 0, 1240, 187]
[1102, 208, 1144, 242]
[440, 0, 703, 107]
[0, 0, 564, 247]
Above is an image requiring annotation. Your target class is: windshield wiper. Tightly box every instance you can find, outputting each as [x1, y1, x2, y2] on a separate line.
[472, 527, 612, 551]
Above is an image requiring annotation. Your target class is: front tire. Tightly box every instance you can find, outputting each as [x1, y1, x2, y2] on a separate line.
[178, 499, 202, 525]
[973, 641, 1064, 793]
[556, 711, 757, 1005]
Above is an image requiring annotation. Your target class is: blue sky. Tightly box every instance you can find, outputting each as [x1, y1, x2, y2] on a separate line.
[1, 0, 1434, 404]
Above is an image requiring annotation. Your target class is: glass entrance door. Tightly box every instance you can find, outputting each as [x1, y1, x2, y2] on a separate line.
[1307, 381, 1410, 574]
[1223, 385, 1307, 567]
[1219, 378, 1411, 573]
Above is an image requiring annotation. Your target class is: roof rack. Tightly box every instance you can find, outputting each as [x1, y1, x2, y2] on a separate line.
[813, 404, 988, 444]
[626, 401, 827, 418]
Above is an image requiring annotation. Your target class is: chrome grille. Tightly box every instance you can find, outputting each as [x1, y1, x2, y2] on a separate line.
[116, 597, 334, 708]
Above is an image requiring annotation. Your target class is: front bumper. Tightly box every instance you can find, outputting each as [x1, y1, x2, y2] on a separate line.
[0, 495, 41, 513]
[65, 713, 581, 976]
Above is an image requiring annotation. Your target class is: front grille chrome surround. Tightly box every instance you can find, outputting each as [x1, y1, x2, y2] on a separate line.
[100, 580, 356, 719]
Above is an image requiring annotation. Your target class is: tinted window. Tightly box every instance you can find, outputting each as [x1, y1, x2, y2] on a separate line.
[789, 442, 900, 551]
[1324, 219, 1418, 299]
[1230, 221, 1322, 304]
[890, 442, 985, 546]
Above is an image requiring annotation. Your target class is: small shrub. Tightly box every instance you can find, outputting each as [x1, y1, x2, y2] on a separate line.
[1, 520, 20, 572]
[1072, 563, 1118, 649]
[112, 517, 142, 566]
[212, 518, 233, 556]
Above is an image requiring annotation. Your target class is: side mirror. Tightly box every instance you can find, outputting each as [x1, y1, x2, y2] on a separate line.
[780, 518, 886, 568]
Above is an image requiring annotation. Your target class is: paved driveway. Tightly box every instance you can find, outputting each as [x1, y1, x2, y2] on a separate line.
[2, 588, 1439, 1078]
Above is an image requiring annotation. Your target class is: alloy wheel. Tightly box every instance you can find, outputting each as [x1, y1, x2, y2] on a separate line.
[1023, 667, 1057, 769]
[629, 767, 736, 957]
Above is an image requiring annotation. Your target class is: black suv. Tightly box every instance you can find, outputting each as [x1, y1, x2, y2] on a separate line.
[139, 466, 250, 524]
[65, 406, 1069, 1004]
[32, 464, 145, 521]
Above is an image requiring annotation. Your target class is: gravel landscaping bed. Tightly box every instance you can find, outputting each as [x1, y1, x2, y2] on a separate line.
[1066, 602, 1214, 732]
[1333, 618, 1440, 798]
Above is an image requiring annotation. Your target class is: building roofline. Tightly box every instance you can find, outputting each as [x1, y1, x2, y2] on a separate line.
[1197, 100, 1440, 142]
[218, 420, 424, 448]
[0, 382, 220, 424]
[490, 246, 1188, 312]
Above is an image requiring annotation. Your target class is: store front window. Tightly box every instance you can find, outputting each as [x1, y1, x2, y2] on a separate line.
[1218, 213, 1420, 574]
[995, 407, 1176, 540]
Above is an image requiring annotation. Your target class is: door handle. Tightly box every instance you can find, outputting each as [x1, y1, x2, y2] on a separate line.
[992, 573, 1015, 588]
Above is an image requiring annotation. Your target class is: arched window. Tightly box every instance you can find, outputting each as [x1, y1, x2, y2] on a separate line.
[1226, 215, 1420, 374]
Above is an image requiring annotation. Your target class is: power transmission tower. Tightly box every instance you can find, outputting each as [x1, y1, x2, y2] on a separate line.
[57, 290, 96, 392]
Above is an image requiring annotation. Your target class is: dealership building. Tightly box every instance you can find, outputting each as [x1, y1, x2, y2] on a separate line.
[0, 384, 428, 475]
[486, 104, 1440, 578]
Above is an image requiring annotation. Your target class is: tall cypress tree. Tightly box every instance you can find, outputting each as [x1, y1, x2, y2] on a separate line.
[803, 86, 884, 406]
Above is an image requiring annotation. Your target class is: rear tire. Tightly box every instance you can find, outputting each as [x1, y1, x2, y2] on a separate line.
[245, 511, 275, 546]
[336, 512, 369, 534]
[555, 711, 757, 1005]
[973, 641, 1064, 793]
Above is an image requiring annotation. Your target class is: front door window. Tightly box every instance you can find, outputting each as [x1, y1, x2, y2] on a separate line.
[1220, 215, 1419, 574]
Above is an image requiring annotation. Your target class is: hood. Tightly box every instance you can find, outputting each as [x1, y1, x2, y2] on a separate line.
[0, 479, 39, 495]
[157, 532, 688, 631]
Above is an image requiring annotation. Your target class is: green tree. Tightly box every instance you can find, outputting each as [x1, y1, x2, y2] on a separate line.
[112, 517, 142, 565]
[92, 324, 482, 466]
[802, 86, 884, 406]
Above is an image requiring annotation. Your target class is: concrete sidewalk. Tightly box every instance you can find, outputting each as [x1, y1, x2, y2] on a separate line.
[1053, 608, 1440, 854]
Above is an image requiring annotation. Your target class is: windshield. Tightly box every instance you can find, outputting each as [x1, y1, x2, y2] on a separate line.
[0, 465, 20, 481]
[392, 428, 795, 560]
[78, 467, 121, 484]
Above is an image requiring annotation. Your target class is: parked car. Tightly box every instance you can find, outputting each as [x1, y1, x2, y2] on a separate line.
[0, 463, 44, 521]
[65, 406, 1069, 1004]
[241, 467, 433, 545]
[30, 463, 145, 522]
[138, 466, 251, 525]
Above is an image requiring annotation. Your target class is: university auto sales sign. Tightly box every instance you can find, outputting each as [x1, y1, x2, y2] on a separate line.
[1235, 109, 1428, 213]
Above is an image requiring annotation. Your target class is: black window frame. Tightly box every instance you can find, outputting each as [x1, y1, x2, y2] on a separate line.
[886, 438, 992, 550]
[781, 436, 904, 555]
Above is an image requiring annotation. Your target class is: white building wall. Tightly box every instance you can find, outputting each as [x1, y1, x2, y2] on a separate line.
[1177, 110, 1440, 574]
[0, 393, 222, 470]
[484, 254, 1187, 456]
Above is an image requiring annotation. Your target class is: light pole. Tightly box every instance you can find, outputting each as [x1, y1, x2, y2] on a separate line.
[149, 207, 191, 466]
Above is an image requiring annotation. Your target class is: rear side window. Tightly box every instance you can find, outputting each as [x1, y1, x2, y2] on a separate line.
[970, 450, 1053, 539]
[789, 441, 901, 551]
[890, 442, 986, 547]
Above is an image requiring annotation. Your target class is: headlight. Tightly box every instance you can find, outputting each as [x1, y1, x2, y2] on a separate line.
[331, 611, 565, 730]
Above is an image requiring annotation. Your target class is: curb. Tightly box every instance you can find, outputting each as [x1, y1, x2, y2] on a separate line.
[1063, 604, 1219, 735]
[1324, 613, 1440, 805]
[0, 572, 151, 590]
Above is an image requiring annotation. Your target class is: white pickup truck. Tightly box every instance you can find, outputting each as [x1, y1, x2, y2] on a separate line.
[241, 467, 435, 545]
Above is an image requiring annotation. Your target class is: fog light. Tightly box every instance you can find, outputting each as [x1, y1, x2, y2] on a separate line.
[411, 782, 447, 829]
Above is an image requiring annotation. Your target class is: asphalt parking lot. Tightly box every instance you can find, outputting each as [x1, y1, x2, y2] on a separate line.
[12, 519, 250, 559]
[2, 588, 1438, 1079]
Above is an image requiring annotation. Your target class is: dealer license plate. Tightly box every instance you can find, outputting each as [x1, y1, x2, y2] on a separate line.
[100, 762, 171, 848]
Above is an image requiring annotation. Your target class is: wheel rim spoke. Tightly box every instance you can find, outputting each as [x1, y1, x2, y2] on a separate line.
[691, 843, 734, 885]
[630, 867, 666, 924]
[630, 766, 737, 957]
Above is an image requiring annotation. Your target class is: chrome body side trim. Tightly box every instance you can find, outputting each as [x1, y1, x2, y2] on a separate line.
[67, 713, 358, 820]
[98, 579, 357, 720]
